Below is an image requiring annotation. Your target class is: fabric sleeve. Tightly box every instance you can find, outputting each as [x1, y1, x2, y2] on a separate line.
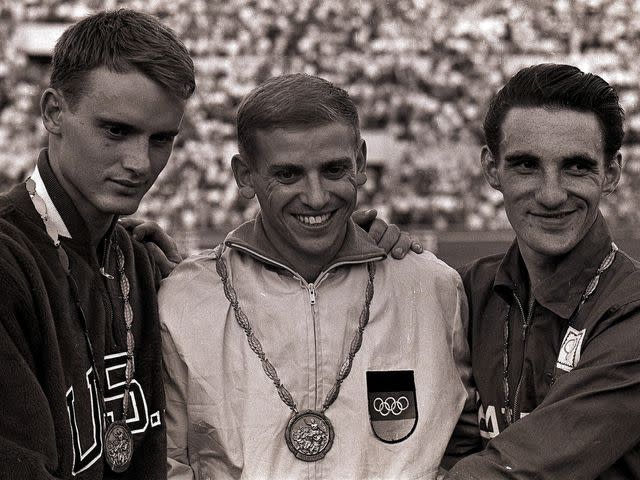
[446, 304, 640, 480]
[441, 272, 482, 469]
[0, 265, 63, 479]
[161, 298, 196, 480]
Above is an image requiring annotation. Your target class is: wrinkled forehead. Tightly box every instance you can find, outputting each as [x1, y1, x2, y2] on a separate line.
[251, 123, 360, 167]
[499, 107, 605, 160]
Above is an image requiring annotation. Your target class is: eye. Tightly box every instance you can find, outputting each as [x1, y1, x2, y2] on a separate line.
[324, 164, 348, 179]
[509, 158, 538, 173]
[518, 159, 536, 169]
[565, 160, 593, 175]
[151, 133, 176, 145]
[275, 169, 299, 183]
[105, 124, 128, 138]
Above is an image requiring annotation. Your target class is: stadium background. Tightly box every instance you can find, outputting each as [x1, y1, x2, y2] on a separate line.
[2, 0, 640, 266]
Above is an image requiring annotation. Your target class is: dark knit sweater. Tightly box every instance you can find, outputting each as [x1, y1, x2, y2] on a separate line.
[0, 152, 166, 479]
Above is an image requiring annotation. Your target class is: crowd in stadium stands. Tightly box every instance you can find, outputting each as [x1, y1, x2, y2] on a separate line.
[1, 0, 640, 234]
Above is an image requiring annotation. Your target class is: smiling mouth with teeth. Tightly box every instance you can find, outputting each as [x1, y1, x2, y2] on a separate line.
[294, 212, 332, 225]
[534, 212, 573, 219]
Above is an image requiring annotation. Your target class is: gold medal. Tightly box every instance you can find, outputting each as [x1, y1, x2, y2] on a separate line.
[285, 410, 334, 461]
[104, 420, 133, 473]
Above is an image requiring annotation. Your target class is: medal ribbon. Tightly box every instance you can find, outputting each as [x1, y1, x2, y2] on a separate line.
[501, 242, 618, 425]
[214, 243, 376, 460]
[25, 178, 135, 471]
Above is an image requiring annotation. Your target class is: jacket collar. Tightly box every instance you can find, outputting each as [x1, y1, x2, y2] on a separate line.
[35, 149, 117, 247]
[494, 213, 614, 319]
[224, 212, 386, 279]
[30, 160, 71, 238]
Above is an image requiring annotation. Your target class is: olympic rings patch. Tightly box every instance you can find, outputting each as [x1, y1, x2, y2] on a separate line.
[366, 370, 417, 443]
[372, 396, 410, 416]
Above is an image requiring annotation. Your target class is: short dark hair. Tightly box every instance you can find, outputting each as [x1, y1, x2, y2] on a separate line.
[236, 73, 360, 162]
[483, 63, 624, 163]
[50, 9, 195, 107]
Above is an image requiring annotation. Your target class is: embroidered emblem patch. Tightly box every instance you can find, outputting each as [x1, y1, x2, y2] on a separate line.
[366, 370, 417, 443]
[556, 327, 586, 372]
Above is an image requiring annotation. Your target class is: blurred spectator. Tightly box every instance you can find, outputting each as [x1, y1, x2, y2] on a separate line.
[1, 0, 640, 235]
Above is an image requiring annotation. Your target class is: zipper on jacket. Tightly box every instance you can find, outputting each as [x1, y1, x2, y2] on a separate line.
[511, 290, 535, 421]
[302, 282, 319, 408]
[97, 236, 118, 353]
[100, 235, 114, 279]
[308, 283, 317, 305]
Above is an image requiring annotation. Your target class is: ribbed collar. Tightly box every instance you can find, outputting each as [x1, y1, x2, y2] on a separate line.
[36, 149, 117, 247]
[225, 212, 386, 279]
[494, 213, 614, 319]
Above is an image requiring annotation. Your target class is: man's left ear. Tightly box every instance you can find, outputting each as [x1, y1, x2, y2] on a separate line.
[356, 138, 367, 186]
[602, 152, 622, 196]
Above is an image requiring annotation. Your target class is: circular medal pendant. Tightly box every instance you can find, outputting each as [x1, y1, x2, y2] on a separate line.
[285, 410, 334, 462]
[104, 420, 133, 473]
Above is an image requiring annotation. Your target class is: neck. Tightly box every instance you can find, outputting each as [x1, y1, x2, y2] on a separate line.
[292, 261, 324, 284]
[87, 215, 114, 244]
[518, 246, 562, 293]
[47, 145, 114, 244]
[284, 244, 343, 283]
[258, 220, 347, 284]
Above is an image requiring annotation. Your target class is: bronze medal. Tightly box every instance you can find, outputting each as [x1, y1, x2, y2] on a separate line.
[285, 410, 334, 462]
[216, 251, 377, 463]
[104, 420, 133, 473]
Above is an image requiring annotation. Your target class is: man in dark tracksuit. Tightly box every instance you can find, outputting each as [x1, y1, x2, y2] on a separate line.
[446, 64, 640, 479]
[0, 10, 194, 479]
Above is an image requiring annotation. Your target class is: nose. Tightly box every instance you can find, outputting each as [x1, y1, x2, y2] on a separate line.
[121, 138, 151, 177]
[534, 172, 568, 209]
[300, 173, 330, 209]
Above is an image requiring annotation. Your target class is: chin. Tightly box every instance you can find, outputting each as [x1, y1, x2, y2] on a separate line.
[531, 238, 578, 258]
[101, 201, 141, 217]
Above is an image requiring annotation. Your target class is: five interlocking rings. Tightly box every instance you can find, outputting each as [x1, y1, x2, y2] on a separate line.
[372, 396, 410, 416]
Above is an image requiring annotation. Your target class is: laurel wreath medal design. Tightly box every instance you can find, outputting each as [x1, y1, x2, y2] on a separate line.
[285, 410, 335, 461]
[27, 178, 138, 473]
[214, 245, 376, 462]
[104, 420, 133, 473]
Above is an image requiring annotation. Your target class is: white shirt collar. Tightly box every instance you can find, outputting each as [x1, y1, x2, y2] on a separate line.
[30, 165, 72, 238]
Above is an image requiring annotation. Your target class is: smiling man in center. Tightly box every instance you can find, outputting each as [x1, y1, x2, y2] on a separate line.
[160, 73, 476, 479]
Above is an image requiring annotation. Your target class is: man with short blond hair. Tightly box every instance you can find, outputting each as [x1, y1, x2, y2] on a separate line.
[161, 73, 475, 479]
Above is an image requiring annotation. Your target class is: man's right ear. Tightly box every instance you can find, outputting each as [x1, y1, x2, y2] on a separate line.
[480, 146, 502, 191]
[40, 88, 65, 135]
[231, 154, 256, 199]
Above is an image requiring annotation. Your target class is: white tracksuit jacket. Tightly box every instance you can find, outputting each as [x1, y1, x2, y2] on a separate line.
[160, 218, 475, 480]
